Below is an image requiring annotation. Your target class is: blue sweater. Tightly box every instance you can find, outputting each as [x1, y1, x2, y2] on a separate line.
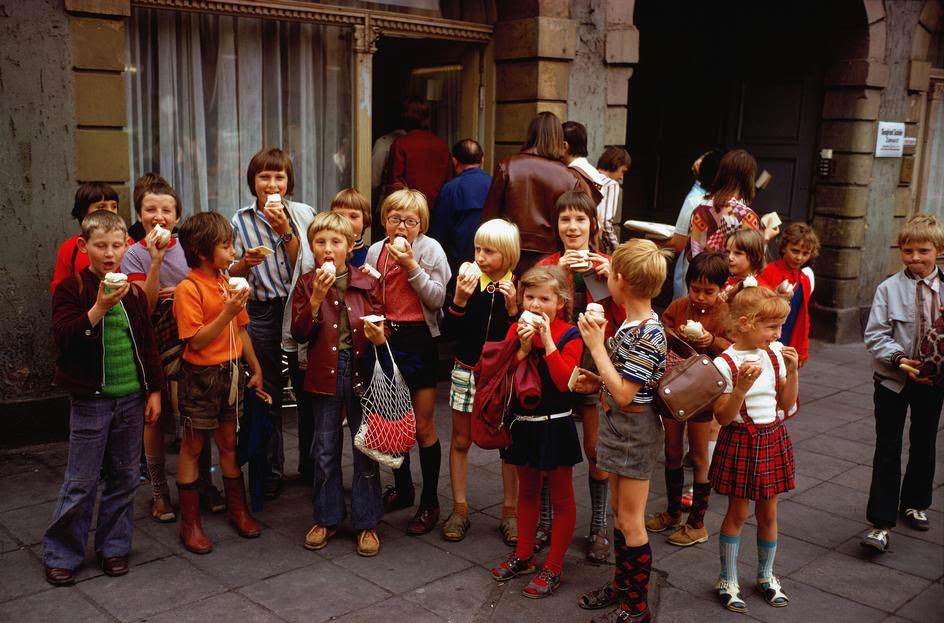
[430, 167, 492, 273]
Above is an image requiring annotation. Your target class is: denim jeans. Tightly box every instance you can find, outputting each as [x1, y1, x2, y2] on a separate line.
[247, 298, 287, 482]
[310, 350, 383, 530]
[43, 393, 144, 570]
[288, 354, 313, 482]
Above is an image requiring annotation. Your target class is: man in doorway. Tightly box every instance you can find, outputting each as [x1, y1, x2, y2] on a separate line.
[562, 121, 615, 253]
[596, 146, 632, 252]
[384, 97, 452, 215]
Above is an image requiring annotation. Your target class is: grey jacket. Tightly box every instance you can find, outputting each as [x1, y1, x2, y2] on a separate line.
[365, 233, 451, 337]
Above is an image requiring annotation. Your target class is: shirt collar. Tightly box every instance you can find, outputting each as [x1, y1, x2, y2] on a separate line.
[480, 269, 513, 291]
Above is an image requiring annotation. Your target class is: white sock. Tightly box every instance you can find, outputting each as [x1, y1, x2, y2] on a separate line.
[708, 441, 716, 465]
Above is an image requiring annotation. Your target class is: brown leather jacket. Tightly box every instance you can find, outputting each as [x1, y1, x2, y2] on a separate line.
[290, 266, 382, 395]
[481, 149, 591, 254]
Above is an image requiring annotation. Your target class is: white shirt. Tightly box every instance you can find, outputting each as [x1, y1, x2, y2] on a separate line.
[569, 157, 620, 252]
[371, 130, 406, 190]
[713, 344, 786, 425]
[672, 182, 706, 299]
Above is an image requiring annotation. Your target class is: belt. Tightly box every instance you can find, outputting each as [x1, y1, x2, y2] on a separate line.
[513, 410, 572, 423]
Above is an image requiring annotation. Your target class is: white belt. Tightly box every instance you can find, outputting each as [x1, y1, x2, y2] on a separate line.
[513, 410, 572, 423]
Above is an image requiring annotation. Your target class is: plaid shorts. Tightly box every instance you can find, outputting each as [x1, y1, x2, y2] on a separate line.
[709, 419, 795, 500]
[178, 360, 243, 431]
[448, 362, 476, 413]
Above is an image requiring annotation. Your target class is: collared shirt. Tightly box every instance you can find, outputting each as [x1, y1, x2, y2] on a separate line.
[232, 200, 313, 301]
[480, 269, 513, 291]
[569, 157, 621, 253]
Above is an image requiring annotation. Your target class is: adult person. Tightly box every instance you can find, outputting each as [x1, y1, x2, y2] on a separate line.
[687, 149, 761, 259]
[596, 146, 632, 253]
[481, 111, 592, 273]
[384, 97, 452, 215]
[429, 138, 492, 275]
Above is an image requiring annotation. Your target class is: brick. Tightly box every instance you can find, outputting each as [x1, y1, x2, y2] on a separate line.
[899, 156, 915, 185]
[76, 128, 130, 181]
[886, 245, 903, 276]
[605, 27, 639, 65]
[814, 276, 860, 308]
[909, 60, 931, 92]
[606, 67, 632, 106]
[114, 184, 131, 224]
[814, 185, 870, 218]
[817, 247, 862, 279]
[920, 0, 943, 32]
[822, 89, 881, 121]
[604, 106, 627, 146]
[820, 121, 876, 153]
[494, 17, 576, 61]
[825, 59, 888, 88]
[812, 215, 866, 248]
[496, 0, 570, 21]
[912, 24, 932, 61]
[495, 101, 567, 142]
[493, 142, 521, 164]
[906, 93, 923, 122]
[863, 0, 885, 24]
[894, 186, 912, 216]
[867, 21, 886, 60]
[69, 16, 124, 71]
[74, 72, 126, 126]
[605, 1, 633, 26]
[830, 154, 873, 186]
[64, 0, 129, 16]
[495, 60, 570, 101]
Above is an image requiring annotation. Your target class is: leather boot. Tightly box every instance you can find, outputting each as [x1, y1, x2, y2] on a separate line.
[177, 482, 213, 554]
[223, 475, 261, 538]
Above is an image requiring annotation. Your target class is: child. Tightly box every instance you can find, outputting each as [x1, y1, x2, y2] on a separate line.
[537, 189, 625, 563]
[291, 212, 386, 556]
[174, 212, 268, 554]
[861, 214, 944, 551]
[441, 218, 520, 544]
[365, 188, 451, 535]
[43, 211, 163, 585]
[646, 251, 731, 547]
[50, 182, 119, 294]
[760, 223, 820, 366]
[722, 228, 768, 300]
[710, 286, 798, 613]
[688, 149, 761, 258]
[574, 239, 668, 622]
[330, 188, 371, 268]
[489, 265, 583, 599]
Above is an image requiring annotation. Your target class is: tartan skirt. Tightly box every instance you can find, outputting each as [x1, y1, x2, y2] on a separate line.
[709, 419, 795, 500]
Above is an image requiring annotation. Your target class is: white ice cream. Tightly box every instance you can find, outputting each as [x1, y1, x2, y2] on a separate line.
[320, 261, 337, 276]
[228, 277, 250, 292]
[152, 223, 171, 248]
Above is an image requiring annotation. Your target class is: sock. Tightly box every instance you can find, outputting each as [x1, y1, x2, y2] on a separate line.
[719, 532, 741, 582]
[687, 482, 711, 528]
[394, 453, 413, 493]
[418, 441, 441, 508]
[452, 501, 469, 517]
[757, 537, 777, 580]
[708, 441, 716, 464]
[502, 505, 517, 519]
[589, 475, 609, 530]
[544, 468, 576, 574]
[611, 529, 627, 591]
[665, 467, 685, 516]
[619, 542, 652, 615]
[538, 478, 553, 530]
[145, 455, 169, 498]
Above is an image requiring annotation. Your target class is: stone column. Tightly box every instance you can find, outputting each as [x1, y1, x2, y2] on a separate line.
[353, 21, 379, 240]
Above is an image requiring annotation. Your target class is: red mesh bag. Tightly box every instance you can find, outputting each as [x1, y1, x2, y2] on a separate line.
[354, 344, 416, 468]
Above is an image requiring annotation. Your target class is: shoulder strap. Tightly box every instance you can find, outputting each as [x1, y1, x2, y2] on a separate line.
[556, 325, 581, 350]
[765, 347, 781, 399]
[720, 353, 753, 427]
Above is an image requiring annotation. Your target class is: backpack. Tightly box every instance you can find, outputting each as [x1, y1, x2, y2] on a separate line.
[152, 276, 199, 379]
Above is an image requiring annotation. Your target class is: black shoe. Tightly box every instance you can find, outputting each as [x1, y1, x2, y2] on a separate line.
[902, 508, 930, 531]
[382, 486, 415, 513]
[264, 478, 284, 501]
[99, 555, 129, 577]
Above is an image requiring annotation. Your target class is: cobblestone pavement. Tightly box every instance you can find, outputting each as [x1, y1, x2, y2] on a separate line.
[0, 341, 941, 622]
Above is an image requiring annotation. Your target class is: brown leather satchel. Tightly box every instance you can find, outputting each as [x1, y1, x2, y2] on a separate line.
[654, 331, 726, 422]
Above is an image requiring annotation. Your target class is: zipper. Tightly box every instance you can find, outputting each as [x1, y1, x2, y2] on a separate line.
[120, 300, 149, 392]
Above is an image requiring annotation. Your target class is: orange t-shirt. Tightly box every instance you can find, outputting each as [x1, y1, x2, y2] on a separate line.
[174, 269, 249, 366]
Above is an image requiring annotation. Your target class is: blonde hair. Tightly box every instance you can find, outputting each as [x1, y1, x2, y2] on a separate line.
[380, 188, 430, 233]
[519, 265, 572, 322]
[898, 213, 944, 250]
[330, 188, 371, 227]
[727, 286, 790, 335]
[610, 239, 668, 299]
[81, 210, 127, 240]
[307, 211, 355, 246]
[475, 219, 521, 274]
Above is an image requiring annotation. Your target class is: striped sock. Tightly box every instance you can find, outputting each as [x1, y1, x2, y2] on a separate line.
[589, 475, 609, 530]
[719, 532, 741, 582]
[757, 537, 777, 580]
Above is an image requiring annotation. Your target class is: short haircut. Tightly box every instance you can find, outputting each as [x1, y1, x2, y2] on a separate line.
[686, 250, 729, 287]
[475, 219, 521, 274]
[178, 212, 234, 268]
[562, 121, 588, 158]
[519, 264, 572, 322]
[132, 172, 162, 214]
[330, 188, 371, 227]
[380, 188, 430, 233]
[555, 190, 599, 250]
[779, 222, 821, 259]
[693, 149, 722, 188]
[728, 285, 790, 334]
[522, 111, 565, 161]
[597, 146, 631, 172]
[707, 149, 757, 208]
[307, 210, 355, 246]
[403, 97, 431, 130]
[72, 182, 119, 224]
[246, 148, 295, 197]
[452, 138, 484, 165]
[611, 239, 668, 299]
[133, 174, 182, 218]
[726, 228, 767, 274]
[81, 210, 127, 240]
[898, 213, 944, 250]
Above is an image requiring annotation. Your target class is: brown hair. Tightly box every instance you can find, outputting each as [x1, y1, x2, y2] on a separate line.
[330, 188, 371, 227]
[706, 149, 756, 209]
[178, 212, 234, 268]
[554, 190, 600, 251]
[133, 173, 182, 218]
[307, 211, 356, 246]
[779, 222, 821, 259]
[72, 182, 119, 224]
[522, 111, 565, 161]
[898, 213, 944, 250]
[686, 250, 729, 288]
[610, 239, 669, 299]
[403, 97, 431, 130]
[519, 264, 572, 322]
[597, 146, 631, 172]
[726, 228, 767, 274]
[246, 148, 295, 197]
[728, 285, 790, 335]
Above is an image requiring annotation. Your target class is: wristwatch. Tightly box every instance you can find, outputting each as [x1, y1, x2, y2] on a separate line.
[280, 231, 294, 243]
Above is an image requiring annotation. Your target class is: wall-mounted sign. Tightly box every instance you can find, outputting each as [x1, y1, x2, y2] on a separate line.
[875, 121, 905, 158]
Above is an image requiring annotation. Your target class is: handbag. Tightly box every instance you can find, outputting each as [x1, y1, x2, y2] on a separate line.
[653, 330, 727, 422]
[917, 312, 944, 386]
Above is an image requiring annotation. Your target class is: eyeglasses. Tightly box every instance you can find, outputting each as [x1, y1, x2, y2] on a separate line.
[386, 216, 420, 228]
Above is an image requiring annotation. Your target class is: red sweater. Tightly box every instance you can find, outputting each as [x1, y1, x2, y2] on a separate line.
[504, 318, 582, 392]
[51, 235, 90, 294]
[386, 129, 452, 210]
[760, 259, 812, 362]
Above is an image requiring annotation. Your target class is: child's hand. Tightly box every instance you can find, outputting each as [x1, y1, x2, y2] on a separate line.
[385, 241, 418, 271]
[243, 247, 267, 267]
[734, 361, 762, 392]
[144, 391, 162, 425]
[577, 312, 606, 351]
[247, 369, 272, 403]
[573, 368, 602, 394]
[363, 319, 386, 346]
[453, 271, 477, 306]
[900, 357, 933, 385]
[262, 202, 291, 236]
[517, 322, 536, 354]
[223, 287, 249, 317]
[781, 346, 800, 374]
[588, 253, 611, 279]
[498, 280, 518, 315]
[309, 269, 336, 307]
[691, 330, 713, 348]
[94, 280, 130, 313]
[558, 250, 582, 268]
[537, 312, 555, 350]
[157, 285, 176, 301]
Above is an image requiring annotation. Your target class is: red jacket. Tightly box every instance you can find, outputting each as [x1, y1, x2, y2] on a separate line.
[760, 259, 812, 362]
[386, 129, 452, 210]
[291, 265, 382, 395]
[537, 252, 625, 340]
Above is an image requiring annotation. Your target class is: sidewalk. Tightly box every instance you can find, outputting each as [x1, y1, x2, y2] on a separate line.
[0, 341, 940, 622]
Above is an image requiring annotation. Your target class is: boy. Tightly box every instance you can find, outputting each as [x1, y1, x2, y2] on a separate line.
[330, 188, 372, 268]
[44, 211, 163, 585]
[862, 214, 944, 552]
[174, 212, 268, 554]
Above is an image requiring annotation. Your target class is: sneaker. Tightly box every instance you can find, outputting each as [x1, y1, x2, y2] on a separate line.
[356, 529, 380, 557]
[645, 511, 681, 533]
[490, 552, 536, 581]
[860, 528, 889, 553]
[667, 524, 708, 547]
[382, 486, 415, 513]
[303, 523, 336, 551]
[902, 508, 930, 531]
[522, 568, 561, 599]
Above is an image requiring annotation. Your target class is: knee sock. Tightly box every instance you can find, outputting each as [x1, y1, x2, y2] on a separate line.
[687, 482, 711, 528]
[719, 532, 741, 582]
[619, 542, 652, 615]
[757, 537, 777, 580]
[514, 467, 542, 560]
[393, 453, 413, 493]
[145, 455, 169, 498]
[544, 469, 576, 574]
[589, 475, 609, 531]
[665, 467, 685, 516]
[611, 528, 626, 590]
[538, 478, 553, 531]
[419, 441, 441, 507]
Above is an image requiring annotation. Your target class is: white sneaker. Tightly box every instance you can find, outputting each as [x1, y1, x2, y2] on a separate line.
[902, 508, 930, 531]
[860, 528, 889, 552]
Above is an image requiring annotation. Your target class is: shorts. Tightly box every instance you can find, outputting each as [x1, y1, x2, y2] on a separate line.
[596, 398, 664, 479]
[449, 362, 476, 413]
[387, 322, 438, 391]
[178, 360, 243, 431]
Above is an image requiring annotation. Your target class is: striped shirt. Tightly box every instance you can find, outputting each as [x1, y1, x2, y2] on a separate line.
[231, 200, 315, 301]
[608, 314, 666, 404]
[569, 157, 620, 253]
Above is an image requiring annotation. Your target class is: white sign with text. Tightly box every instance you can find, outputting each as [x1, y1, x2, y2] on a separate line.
[875, 121, 905, 158]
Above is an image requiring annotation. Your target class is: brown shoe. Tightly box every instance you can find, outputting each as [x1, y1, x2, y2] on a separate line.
[382, 486, 415, 513]
[223, 476, 262, 538]
[356, 529, 380, 557]
[44, 566, 75, 587]
[304, 523, 336, 551]
[667, 524, 708, 547]
[99, 555, 129, 577]
[406, 505, 440, 535]
[645, 510, 682, 533]
[178, 483, 213, 554]
[150, 493, 176, 523]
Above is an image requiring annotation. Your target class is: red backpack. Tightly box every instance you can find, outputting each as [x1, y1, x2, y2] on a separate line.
[471, 339, 519, 449]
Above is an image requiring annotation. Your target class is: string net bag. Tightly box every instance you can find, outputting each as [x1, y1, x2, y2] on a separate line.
[354, 343, 416, 468]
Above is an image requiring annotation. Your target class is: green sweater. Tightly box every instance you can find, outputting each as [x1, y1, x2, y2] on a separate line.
[102, 303, 141, 397]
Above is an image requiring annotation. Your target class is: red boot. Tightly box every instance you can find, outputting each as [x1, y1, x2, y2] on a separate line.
[177, 482, 213, 554]
[223, 475, 261, 538]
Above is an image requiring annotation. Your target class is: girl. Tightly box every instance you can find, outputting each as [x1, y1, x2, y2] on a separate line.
[488, 265, 582, 599]
[722, 228, 768, 300]
[711, 286, 799, 613]
[688, 149, 761, 259]
[537, 190, 625, 563]
[365, 188, 450, 535]
[646, 251, 731, 548]
[574, 240, 668, 623]
[51, 183, 120, 294]
[441, 219, 521, 544]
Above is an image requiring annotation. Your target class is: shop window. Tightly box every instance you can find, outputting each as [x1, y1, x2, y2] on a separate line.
[128, 9, 352, 218]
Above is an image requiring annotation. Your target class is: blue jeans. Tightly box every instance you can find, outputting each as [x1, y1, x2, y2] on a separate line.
[310, 350, 383, 530]
[43, 393, 144, 570]
[247, 298, 287, 481]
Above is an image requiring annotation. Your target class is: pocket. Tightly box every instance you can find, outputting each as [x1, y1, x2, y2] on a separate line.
[602, 409, 628, 442]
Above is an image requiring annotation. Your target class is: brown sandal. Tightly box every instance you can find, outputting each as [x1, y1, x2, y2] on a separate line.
[586, 527, 611, 563]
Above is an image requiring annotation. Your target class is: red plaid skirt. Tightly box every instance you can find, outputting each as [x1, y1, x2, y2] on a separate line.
[709, 419, 795, 500]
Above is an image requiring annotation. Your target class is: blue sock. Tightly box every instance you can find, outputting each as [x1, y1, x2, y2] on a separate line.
[757, 537, 777, 580]
[719, 532, 741, 582]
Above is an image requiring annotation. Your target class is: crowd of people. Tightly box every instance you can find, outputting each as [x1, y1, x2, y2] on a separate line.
[42, 105, 942, 623]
